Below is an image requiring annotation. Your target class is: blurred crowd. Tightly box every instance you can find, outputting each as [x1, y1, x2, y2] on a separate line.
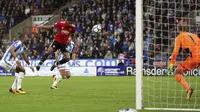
[0, 0, 69, 58]
[70, 0, 135, 59]
[0, 0, 67, 32]
[23, 0, 135, 59]
[143, 0, 200, 58]
[1, 0, 200, 60]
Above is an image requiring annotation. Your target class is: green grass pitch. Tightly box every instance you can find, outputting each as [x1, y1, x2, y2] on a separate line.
[0, 76, 198, 112]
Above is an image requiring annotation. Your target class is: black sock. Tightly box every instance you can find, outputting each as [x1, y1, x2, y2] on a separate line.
[39, 53, 49, 66]
[58, 58, 69, 65]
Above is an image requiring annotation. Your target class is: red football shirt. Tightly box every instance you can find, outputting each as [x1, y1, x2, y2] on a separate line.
[53, 20, 76, 44]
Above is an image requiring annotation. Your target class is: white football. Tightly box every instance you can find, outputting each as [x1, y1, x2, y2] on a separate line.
[92, 24, 102, 33]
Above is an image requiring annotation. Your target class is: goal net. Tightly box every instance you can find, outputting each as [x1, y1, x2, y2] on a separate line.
[136, 0, 200, 111]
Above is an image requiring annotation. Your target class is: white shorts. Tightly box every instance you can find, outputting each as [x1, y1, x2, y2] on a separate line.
[57, 63, 70, 71]
[0, 60, 17, 72]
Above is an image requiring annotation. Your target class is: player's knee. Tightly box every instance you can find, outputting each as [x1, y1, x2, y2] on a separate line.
[21, 68, 25, 73]
[66, 75, 70, 79]
[174, 68, 182, 74]
[59, 70, 65, 76]
[64, 56, 70, 61]
[175, 74, 182, 82]
[16, 67, 25, 73]
[65, 72, 70, 79]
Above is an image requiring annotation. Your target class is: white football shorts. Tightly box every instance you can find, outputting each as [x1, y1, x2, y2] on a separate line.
[57, 63, 70, 71]
[0, 60, 17, 72]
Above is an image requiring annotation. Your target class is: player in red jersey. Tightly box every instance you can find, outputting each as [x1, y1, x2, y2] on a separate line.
[35, 16, 77, 71]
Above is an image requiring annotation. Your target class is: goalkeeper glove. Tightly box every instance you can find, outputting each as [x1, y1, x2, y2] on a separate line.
[167, 63, 174, 75]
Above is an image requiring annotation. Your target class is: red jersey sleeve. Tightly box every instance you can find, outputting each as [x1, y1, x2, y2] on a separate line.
[70, 24, 76, 33]
[170, 35, 182, 64]
[54, 21, 61, 29]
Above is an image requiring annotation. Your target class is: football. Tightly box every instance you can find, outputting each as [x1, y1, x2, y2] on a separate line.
[92, 24, 102, 33]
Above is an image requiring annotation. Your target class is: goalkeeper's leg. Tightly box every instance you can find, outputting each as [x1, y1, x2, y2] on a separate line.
[175, 60, 195, 101]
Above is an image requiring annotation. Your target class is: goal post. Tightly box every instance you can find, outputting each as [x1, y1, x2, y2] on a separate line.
[136, 0, 200, 111]
[135, 0, 143, 110]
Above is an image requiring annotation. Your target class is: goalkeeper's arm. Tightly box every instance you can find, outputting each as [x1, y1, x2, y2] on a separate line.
[170, 37, 181, 65]
[167, 36, 181, 74]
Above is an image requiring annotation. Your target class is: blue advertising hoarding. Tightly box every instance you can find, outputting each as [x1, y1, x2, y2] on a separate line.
[97, 66, 125, 76]
[21, 59, 119, 67]
[0, 66, 15, 76]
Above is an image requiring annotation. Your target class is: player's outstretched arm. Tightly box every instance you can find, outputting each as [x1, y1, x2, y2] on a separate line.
[167, 36, 181, 74]
[38, 25, 54, 30]
[22, 53, 30, 65]
[170, 36, 181, 65]
[70, 32, 77, 42]
[71, 33, 80, 49]
[22, 53, 34, 72]
[55, 50, 60, 62]
[72, 52, 76, 66]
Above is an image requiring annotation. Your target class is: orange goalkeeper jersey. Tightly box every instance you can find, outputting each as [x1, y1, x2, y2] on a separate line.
[170, 32, 200, 64]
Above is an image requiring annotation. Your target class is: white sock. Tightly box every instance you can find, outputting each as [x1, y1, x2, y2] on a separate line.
[17, 72, 25, 90]
[52, 73, 62, 87]
[11, 73, 18, 90]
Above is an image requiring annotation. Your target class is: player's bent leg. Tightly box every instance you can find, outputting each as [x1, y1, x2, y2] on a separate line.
[9, 72, 18, 94]
[175, 63, 194, 101]
[51, 69, 63, 89]
[9, 74, 19, 94]
[62, 64, 70, 79]
[62, 52, 70, 61]
[64, 70, 71, 79]
[15, 66, 26, 94]
[50, 61, 58, 71]
[58, 52, 70, 65]
[175, 65, 191, 90]
[52, 75, 56, 82]
[3, 61, 20, 94]
[37, 46, 55, 71]
[50, 52, 70, 71]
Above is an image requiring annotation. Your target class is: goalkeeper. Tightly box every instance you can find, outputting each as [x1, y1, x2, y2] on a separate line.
[168, 20, 200, 101]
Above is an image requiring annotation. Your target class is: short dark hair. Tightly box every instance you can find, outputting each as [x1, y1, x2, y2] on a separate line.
[19, 33, 26, 39]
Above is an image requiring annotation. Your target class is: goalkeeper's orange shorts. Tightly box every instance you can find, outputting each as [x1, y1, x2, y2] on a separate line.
[178, 56, 200, 70]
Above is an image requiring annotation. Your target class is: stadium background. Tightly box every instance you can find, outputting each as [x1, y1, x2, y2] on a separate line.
[0, 0, 200, 112]
[0, 0, 199, 66]
[0, 1, 136, 112]
[0, 0, 135, 60]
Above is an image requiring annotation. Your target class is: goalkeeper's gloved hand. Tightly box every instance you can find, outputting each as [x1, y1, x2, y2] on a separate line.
[167, 63, 174, 75]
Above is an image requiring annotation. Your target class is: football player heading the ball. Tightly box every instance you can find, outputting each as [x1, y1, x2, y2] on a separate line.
[35, 15, 78, 71]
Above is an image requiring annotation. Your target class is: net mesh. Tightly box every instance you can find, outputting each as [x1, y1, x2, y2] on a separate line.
[142, 0, 200, 109]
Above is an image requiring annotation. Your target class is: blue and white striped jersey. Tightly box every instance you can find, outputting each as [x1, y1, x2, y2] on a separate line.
[58, 40, 75, 60]
[68, 40, 75, 54]
[2, 40, 25, 62]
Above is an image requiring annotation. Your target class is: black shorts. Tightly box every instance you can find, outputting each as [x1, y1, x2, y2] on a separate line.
[50, 40, 69, 53]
